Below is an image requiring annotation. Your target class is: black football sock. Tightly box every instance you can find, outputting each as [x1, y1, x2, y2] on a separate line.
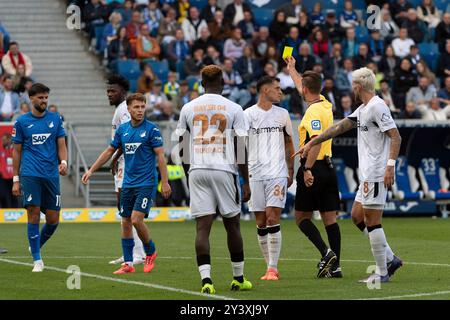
[325, 223, 341, 264]
[299, 219, 328, 257]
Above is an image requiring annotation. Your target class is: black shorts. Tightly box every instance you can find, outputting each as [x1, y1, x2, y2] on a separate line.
[294, 160, 340, 212]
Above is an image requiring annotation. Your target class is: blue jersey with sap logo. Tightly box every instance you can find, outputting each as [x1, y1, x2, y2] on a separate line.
[12, 111, 65, 178]
[110, 119, 163, 188]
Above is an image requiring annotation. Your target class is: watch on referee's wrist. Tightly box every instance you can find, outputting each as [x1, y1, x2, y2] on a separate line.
[302, 166, 312, 172]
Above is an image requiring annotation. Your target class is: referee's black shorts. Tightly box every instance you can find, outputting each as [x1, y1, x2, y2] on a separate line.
[294, 160, 340, 212]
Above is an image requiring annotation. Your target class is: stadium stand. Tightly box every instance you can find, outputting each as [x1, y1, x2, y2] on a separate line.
[418, 158, 450, 200]
[332, 158, 357, 201]
[392, 156, 423, 200]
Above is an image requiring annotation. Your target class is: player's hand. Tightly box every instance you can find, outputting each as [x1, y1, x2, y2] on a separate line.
[12, 181, 21, 197]
[287, 170, 294, 188]
[59, 162, 68, 176]
[161, 181, 172, 199]
[242, 183, 251, 203]
[384, 166, 395, 188]
[110, 159, 118, 176]
[292, 141, 312, 159]
[285, 55, 296, 72]
[304, 170, 314, 187]
[81, 170, 92, 185]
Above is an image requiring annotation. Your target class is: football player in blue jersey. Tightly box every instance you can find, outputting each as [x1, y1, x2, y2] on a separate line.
[12, 83, 68, 272]
[82, 93, 171, 274]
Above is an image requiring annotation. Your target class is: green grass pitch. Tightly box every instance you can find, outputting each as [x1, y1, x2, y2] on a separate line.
[1, 218, 449, 300]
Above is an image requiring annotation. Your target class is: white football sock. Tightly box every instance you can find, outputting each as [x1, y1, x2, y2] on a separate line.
[132, 226, 145, 258]
[267, 225, 282, 270]
[369, 228, 388, 276]
[257, 227, 269, 266]
[364, 227, 394, 262]
[231, 261, 244, 278]
[199, 264, 211, 280]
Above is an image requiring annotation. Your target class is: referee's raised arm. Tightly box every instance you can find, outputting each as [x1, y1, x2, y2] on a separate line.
[285, 56, 303, 96]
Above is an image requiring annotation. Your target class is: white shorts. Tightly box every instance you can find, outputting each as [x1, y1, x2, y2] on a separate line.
[114, 159, 125, 192]
[189, 169, 241, 219]
[248, 178, 287, 212]
[355, 181, 387, 210]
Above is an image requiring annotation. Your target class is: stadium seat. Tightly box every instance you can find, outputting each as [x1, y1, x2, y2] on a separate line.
[176, 60, 186, 80]
[355, 25, 370, 43]
[418, 158, 450, 200]
[418, 43, 440, 72]
[129, 79, 138, 93]
[94, 25, 105, 52]
[117, 59, 141, 81]
[435, 0, 448, 10]
[392, 156, 423, 200]
[186, 75, 199, 90]
[190, 0, 208, 10]
[252, 8, 274, 28]
[145, 59, 169, 84]
[333, 158, 357, 201]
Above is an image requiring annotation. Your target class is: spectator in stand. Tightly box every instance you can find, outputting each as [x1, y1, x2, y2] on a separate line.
[296, 43, 316, 73]
[353, 43, 373, 70]
[323, 10, 344, 44]
[12, 64, 26, 90]
[222, 57, 250, 106]
[402, 9, 428, 43]
[108, 26, 132, 71]
[367, 62, 383, 91]
[322, 77, 340, 115]
[12, 102, 30, 122]
[398, 101, 422, 118]
[391, 0, 414, 26]
[243, 81, 258, 110]
[276, 65, 295, 95]
[378, 79, 401, 115]
[176, 80, 190, 110]
[278, 0, 303, 26]
[310, 29, 329, 59]
[269, 10, 289, 44]
[208, 10, 229, 45]
[136, 24, 160, 60]
[48, 104, 64, 122]
[201, 0, 221, 23]
[261, 45, 279, 73]
[100, 11, 123, 54]
[437, 76, 450, 108]
[392, 27, 415, 58]
[335, 94, 354, 119]
[340, 0, 359, 29]
[297, 10, 314, 40]
[0, 32, 5, 62]
[1, 42, 32, 77]
[163, 71, 180, 101]
[419, 97, 450, 120]
[310, 3, 325, 27]
[150, 100, 179, 122]
[368, 30, 384, 63]
[144, 80, 167, 117]
[0, 21, 10, 61]
[435, 13, 450, 53]
[282, 26, 302, 59]
[159, 0, 178, 16]
[142, 0, 162, 37]
[184, 48, 205, 78]
[262, 62, 277, 77]
[237, 10, 259, 40]
[126, 10, 143, 54]
[393, 58, 418, 109]
[406, 44, 421, 70]
[203, 45, 222, 65]
[0, 133, 16, 208]
[177, 0, 190, 24]
[416, 59, 439, 89]
[406, 76, 437, 109]
[235, 44, 262, 86]
[324, 43, 344, 80]
[223, 0, 251, 27]
[120, 0, 133, 25]
[378, 45, 400, 83]
[380, 8, 400, 44]
[0, 76, 20, 121]
[158, 8, 180, 45]
[181, 6, 208, 46]
[341, 27, 359, 58]
[15, 76, 33, 108]
[192, 27, 216, 53]
[137, 62, 156, 94]
[252, 26, 275, 58]
[336, 58, 353, 94]
[437, 40, 450, 79]
[84, 0, 109, 45]
[417, 0, 441, 29]
[167, 28, 190, 71]
[223, 27, 246, 62]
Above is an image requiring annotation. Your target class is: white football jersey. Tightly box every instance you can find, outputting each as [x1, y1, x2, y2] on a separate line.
[111, 100, 130, 139]
[245, 104, 293, 181]
[348, 95, 397, 182]
[176, 93, 248, 175]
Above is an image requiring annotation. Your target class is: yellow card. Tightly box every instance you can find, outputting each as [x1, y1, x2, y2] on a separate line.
[282, 46, 293, 59]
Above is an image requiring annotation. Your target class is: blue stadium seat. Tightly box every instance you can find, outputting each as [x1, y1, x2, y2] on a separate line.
[418, 158, 450, 200]
[129, 79, 138, 93]
[393, 156, 423, 200]
[176, 60, 186, 80]
[95, 25, 105, 52]
[435, 0, 448, 10]
[252, 8, 274, 27]
[117, 59, 141, 81]
[333, 158, 357, 201]
[355, 25, 370, 43]
[418, 43, 440, 72]
[190, 0, 208, 10]
[145, 59, 169, 84]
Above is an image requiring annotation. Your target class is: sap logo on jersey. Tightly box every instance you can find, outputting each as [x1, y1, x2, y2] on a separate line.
[125, 143, 142, 154]
[32, 133, 51, 145]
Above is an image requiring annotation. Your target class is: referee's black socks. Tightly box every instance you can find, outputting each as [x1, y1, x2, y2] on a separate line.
[298, 219, 328, 257]
[325, 223, 341, 264]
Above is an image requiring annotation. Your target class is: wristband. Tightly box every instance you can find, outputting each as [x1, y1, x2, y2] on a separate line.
[387, 159, 396, 167]
[61, 160, 68, 167]
[13, 176, 20, 183]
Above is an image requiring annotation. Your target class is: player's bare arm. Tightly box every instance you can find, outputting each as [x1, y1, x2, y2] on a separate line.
[57, 136, 68, 176]
[284, 134, 295, 187]
[303, 136, 322, 187]
[293, 118, 357, 158]
[110, 147, 123, 175]
[81, 146, 117, 184]
[179, 135, 190, 176]
[154, 146, 172, 199]
[384, 127, 402, 188]
[236, 135, 251, 202]
[285, 56, 303, 95]
[12, 143, 22, 197]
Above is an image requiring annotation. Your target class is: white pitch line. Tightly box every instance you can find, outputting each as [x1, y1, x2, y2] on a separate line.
[0, 258, 237, 301]
[357, 290, 450, 300]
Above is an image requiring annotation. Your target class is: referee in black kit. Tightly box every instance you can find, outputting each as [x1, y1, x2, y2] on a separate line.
[285, 56, 342, 279]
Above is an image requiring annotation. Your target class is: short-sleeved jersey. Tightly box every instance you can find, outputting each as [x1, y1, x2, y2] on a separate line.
[111, 120, 163, 188]
[298, 95, 334, 160]
[175, 93, 248, 175]
[347, 95, 397, 182]
[244, 104, 293, 181]
[12, 111, 65, 178]
[111, 100, 130, 139]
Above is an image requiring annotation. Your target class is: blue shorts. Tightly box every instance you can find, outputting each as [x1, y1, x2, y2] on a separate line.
[120, 186, 156, 218]
[21, 176, 61, 212]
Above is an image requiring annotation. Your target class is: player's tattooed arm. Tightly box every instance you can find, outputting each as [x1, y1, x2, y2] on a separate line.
[311, 118, 357, 146]
[385, 128, 402, 161]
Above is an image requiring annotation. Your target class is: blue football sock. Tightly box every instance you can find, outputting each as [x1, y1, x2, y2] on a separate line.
[40, 223, 59, 248]
[143, 239, 156, 256]
[122, 238, 135, 263]
[28, 223, 41, 261]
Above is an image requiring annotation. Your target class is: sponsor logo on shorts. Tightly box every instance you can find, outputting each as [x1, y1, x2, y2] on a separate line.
[88, 210, 108, 220]
[32, 133, 51, 145]
[62, 210, 81, 221]
[27, 194, 33, 202]
[125, 143, 142, 154]
[4, 211, 25, 222]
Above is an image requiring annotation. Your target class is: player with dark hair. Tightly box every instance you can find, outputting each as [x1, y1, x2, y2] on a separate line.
[244, 76, 294, 281]
[176, 65, 252, 294]
[12, 83, 68, 272]
[82, 93, 171, 274]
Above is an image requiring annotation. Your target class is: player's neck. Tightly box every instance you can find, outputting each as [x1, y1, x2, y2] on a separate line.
[131, 118, 144, 127]
[204, 88, 222, 95]
[31, 108, 46, 118]
[257, 98, 272, 110]
[305, 94, 321, 106]
[361, 92, 375, 106]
